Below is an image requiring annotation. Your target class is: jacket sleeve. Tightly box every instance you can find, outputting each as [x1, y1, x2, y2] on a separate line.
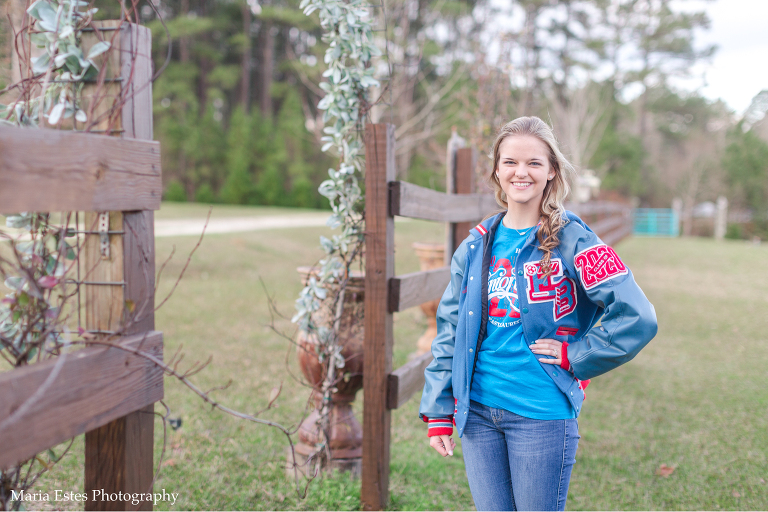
[561, 225, 658, 380]
[418, 240, 467, 422]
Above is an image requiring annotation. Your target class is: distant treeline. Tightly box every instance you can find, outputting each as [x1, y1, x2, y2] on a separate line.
[1, 0, 767, 234]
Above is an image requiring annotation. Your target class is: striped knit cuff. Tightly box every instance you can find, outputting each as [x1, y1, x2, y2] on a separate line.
[427, 417, 454, 437]
[560, 341, 571, 372]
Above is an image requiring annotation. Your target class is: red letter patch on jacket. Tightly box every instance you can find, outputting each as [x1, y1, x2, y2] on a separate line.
[574, 244, 628, 289]
[523, 258, 577, 321]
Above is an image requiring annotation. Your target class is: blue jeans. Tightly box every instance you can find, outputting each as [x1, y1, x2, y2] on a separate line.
[461, 400, 580, 511]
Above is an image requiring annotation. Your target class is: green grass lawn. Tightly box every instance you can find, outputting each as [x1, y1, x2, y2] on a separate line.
[19, 204, 768, 510]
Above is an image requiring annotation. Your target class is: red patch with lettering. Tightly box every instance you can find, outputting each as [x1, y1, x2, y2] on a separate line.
[574, 244, 628, 290]
[523, 259, 577, 321]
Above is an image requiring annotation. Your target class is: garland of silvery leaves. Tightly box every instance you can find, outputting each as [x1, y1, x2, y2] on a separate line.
[293, 0, 380, 367]
[0, 0, 110, 127]
[1, 0, 108, 364]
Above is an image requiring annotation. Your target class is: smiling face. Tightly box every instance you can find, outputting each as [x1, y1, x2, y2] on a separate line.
[495, 135, 556, 213]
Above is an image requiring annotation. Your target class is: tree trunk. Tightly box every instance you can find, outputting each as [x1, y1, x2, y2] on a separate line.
[259, 21, 274, 116]
[180, 0, 191, 64]
[240, 4, 252, 112]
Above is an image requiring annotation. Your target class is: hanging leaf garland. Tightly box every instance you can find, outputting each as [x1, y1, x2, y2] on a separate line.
[293, 0, 380, 358]
[0, 0, 108, 127]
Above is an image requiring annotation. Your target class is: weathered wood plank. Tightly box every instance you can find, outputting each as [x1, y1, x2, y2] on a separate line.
[450, 147, 478, 251]
[602, 221, 634, 247]
[123, 210, 156, 335]
[85, 23, 157, 512]
[387, 352, 433, 410]
[390, 181, 497, 223]
[388, 267, 450, 313]
[120, 23, 153, 141]
[0, 332, 164, 470]
[591, 214, 629, 239]
[83, 211, 125, 334]
[0, 126, 161, 213]
[80, 20, 123, 134]
[362, 124, 395, 511]
[568, 201, 630, 217]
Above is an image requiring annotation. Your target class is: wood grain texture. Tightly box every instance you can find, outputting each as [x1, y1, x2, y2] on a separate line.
[0, 126, 161, 213]
[591, 214, 629, 239]
[568, 201, 630, 217]
[449, 147, 479, 254]
[390, 181, 497, 223]
[362, 124, 395, 511]
[81, 20, 123, 134]
[0, 332, 163, 470]
[85, 403, 155, 511]
[85, 23, 157, 511]
[120, 24, 153, 141]
[388, 267, 450, 313]
[84, 211, 126, 333]
[123, 211, 156, 335]
[386, 352, 432, 410]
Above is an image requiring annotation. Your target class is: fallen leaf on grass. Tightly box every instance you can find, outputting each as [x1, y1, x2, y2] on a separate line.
[732, 490, 741, 498]
[656, 464, 675, 477]
[162, 458, 176, 467]
[760, 478, 766, 484]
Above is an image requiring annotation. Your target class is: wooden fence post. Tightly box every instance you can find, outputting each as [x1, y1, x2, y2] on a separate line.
[84, 23, 156, 511]
[362, 123, 395, 511]
[450, 147, 477, 254]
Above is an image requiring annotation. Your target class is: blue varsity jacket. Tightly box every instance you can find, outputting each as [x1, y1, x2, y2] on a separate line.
[418, 211, 658, 438]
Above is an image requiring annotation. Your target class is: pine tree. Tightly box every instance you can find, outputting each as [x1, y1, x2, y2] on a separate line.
[220, 107, 255, 204]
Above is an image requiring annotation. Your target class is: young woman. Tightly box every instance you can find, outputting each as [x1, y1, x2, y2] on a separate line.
[419, 116, 658, 511]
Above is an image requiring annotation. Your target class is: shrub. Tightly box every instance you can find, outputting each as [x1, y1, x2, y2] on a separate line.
[195, 183, 217, 204]
[164, 180, 187, 202]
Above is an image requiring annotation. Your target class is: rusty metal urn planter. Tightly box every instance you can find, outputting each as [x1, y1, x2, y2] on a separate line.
[293, 266, 364, 476]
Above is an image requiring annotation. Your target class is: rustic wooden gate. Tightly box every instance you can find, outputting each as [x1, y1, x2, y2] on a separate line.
[0, 23, 162, 511]
[362, 123, 633, 510]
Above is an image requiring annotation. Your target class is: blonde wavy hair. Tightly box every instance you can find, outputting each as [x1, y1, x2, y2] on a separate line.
[487, 116, 576, 275]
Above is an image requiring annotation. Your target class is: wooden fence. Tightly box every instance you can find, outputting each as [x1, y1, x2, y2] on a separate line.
[362, 123, 633, 510]
[0, 24, 162, 511]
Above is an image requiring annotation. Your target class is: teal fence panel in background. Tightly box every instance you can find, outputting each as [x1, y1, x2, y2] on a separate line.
[634, 208, 679, 237]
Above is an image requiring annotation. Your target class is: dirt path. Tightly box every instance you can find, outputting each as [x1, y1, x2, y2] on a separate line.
[154, 214, 331, 237]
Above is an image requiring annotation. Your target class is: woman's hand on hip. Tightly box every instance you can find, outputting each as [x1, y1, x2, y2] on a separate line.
[530, 338, 563, 365]
[430, 434, 455, 457]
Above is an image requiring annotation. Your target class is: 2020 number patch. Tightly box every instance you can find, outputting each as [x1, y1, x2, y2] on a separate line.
[574, 244, 628, 289]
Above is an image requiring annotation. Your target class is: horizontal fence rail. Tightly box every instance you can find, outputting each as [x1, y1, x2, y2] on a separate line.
[389, 181, 498, 223]
[602, 222, 634, 246]
[0, 331, 163, 470]
[387, 352, 432, 410]
[0, 125, 162, 214]
[568, 200, 631, 217]
[388, 267, 450, 313]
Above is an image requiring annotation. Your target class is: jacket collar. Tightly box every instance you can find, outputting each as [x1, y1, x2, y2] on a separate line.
[470, 212, 504, 239]
[471, 212, 543, 247]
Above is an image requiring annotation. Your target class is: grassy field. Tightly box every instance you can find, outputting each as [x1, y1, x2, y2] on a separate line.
[15, 204, 768, 510]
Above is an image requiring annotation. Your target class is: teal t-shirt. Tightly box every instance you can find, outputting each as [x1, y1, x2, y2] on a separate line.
[469, 222, 575, 420]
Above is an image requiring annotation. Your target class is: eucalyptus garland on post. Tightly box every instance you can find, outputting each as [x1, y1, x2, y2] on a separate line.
[0, 0, 110, 127]
[293, 0, 380, 464]
[0, 4, 112, 506]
